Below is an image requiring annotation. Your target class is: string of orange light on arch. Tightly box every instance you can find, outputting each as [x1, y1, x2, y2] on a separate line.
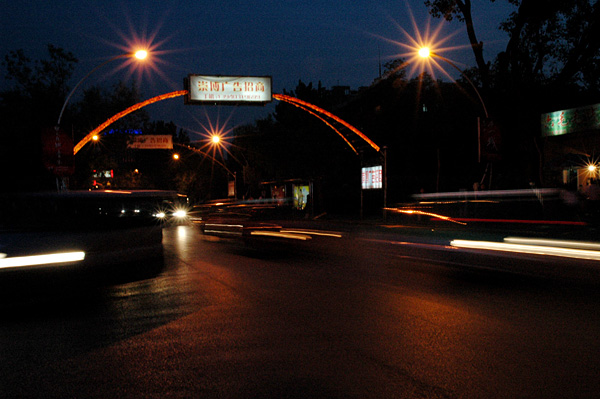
[174, 143, 235, 177]
[75, 90, 381, 155]
[272, 93, 380, 153]
[73, 90, 188, 154]
[276, 99, 359, 155]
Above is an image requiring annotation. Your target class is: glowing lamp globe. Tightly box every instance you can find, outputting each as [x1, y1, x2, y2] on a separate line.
[418, 47, 431, 58]
[134, 50, 148, 60]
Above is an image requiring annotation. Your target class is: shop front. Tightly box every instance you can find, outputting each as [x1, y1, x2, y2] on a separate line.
[541, 103, 600, 192]
[260, 179, 313, 214]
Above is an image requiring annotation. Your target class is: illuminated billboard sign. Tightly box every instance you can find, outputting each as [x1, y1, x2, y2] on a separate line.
[42, 127, 74, 176]
[362, 165, 382, 190]
[185, 75, 272, 105]
[127, 135, 173, 149]
[541, 103, 600, 137]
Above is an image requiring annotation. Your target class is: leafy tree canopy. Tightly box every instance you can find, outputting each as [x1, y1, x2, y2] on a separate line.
[424, 0, 600, 93]
[1, 44, 78, 127]
[2, 44, 77, 96]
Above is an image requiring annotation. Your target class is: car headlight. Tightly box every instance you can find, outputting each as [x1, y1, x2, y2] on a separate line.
[173, 210, 187, 218]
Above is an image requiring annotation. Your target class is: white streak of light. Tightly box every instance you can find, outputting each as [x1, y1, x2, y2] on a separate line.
[0, 251, 86, 269]
[504, 237, 600, 251]
[450, 240, 600, 261]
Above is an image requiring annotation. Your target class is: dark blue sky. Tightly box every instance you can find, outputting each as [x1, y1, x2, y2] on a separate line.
[1, 0, 512, 139]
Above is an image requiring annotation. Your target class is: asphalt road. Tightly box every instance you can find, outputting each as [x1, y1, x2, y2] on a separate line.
[2, 223, 600, 398]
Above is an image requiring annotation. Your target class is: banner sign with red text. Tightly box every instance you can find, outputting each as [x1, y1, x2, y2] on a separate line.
[478, 118, 502, 162]
[185, 75, 272, 105]
[42, 127, 74, 176]
[541, 103, 600, 137]
[127, 135, 173, 149]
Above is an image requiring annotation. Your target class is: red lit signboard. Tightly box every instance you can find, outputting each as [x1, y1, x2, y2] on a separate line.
[362, 166, 382, 190]
[185, 75, 272, 105]
[127, 135, 173, 149]
[42, 127, 74, 176]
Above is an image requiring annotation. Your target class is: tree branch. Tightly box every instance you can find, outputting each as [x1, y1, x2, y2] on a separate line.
[553, 2, 600, 86]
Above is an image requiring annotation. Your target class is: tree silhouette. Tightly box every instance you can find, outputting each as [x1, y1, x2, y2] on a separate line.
[424, 0, 600, 186]
[1, 45, 78, 191]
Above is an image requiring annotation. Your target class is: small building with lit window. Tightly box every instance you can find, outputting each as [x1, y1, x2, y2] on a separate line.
[259, 179, 315, 216]
[541, 103, 600, 193]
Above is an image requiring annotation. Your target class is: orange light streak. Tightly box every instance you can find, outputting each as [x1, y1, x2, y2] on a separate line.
[175, 143, 235, 177]
[387, 208, 467, 225]
[273, 94, 380, 152]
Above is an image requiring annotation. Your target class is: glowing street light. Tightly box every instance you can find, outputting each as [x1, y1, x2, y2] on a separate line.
[418, 47, 489, 118]
[418, 47, 431, 58]
[56, 49, 149, 128]
[173, 153, 180, 160]
[211, 135, 221, 144]
[134, 50, 148, 60]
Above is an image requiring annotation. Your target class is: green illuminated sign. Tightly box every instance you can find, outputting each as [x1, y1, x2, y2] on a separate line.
[541, 103, 600, 137]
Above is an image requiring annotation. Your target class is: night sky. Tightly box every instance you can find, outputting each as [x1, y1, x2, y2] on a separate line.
[1, 0, 512, 139]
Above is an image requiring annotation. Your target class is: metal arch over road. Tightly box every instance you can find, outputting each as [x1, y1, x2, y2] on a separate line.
[272, 94, 380, 153]
[73, 90, 188, 154]
[273, 97, 359, 155]
[74, 90, 381, 155]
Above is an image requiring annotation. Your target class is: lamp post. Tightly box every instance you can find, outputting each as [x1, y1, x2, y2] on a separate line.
[418, 47, 489, 119]
[175, 142, 237, 200]
[50, 50, 147, 191]
[209, 134, 237, 199]
[56, 49, 148, 128]
[419, 47, 496, 189]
